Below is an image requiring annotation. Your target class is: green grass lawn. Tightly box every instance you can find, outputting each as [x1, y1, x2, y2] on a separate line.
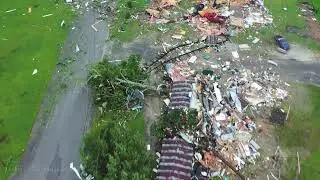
[0, 0, 73, 178]
[278, 85, 320, 179]
[127, 111, 145, 134]
[234, 0, 320, 50]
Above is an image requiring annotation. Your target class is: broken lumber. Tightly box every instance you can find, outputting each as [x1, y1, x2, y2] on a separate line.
[212, 151, 246, 180]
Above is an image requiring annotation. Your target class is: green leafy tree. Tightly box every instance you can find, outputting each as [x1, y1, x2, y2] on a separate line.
[82, 113, 155, 180]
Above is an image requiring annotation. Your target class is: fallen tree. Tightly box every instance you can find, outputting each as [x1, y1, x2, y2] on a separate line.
[82, 55, 156, 179]
[88, 55, 154, 113]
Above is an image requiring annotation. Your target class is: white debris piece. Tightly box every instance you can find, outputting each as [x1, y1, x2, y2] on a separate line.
[5, 9, 16, 13]
[195, 152, 202, 161]
[239, 44, 251, 51]
[156, 19, 170, 24]
[221, 133, 234, 141]
[70, 162, 82, 180]
[220, 168, 226, 176]
[213, 82, 223, 103]
[301, 9, 307, 12]
[76, 45, 80, 53]
[231, 51, 239, 59]
[251, 82, 262, 91]
[189, 91, 198, 109]
[229, 86, 242, 112]
[275, 88, 288, 99]
[42, 14, 53, 18]
[242, 143, 251, 156]
[32, 69, 38, 75]
[244, 11, 273, 27]
[215, 113, 226, 121]
[188, 56, 197, 63]
[250, 140, 261, 150]
[211, 64, 218, 69]
[66, 0, 73, 3]
[252, 37, 260, 44]
[245, 95, 265, 106]
[201, 171, 208, 176]
[220, 9, 235, 17]
[234, 154, 245, 168]
[163, 98, 170, 106]
[147, 144, 151, 151]
[268, 60, 278, 66]
[210, 171, 220, 177]
[179, 132, 193, 144]
[172, 35, 183, 39]
[277, 47, 287, 54]
[60, 20, 65, 27]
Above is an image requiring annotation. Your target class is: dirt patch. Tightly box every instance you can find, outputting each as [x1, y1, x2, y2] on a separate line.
[242, 117, 283, 179]
[144, 93, 162, 151]
[0, 133, 8, 144]
[306, 18, 320, 41]
[299, 4, 320, 42]
[270, 108, 287, 125]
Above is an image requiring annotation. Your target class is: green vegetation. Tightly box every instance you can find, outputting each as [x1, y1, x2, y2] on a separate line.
[234, 0, 320, 50]
[110, 0, 149, 42]
[88, 55, 147, 114]
[82, 111, 155, 180]
[278, 85, 320, 179]
[83, 55, 155, 179]
[0, 1, 73, 178]
[154, 109, 198, 139]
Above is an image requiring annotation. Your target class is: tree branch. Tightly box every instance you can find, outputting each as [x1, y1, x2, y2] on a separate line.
[115, 78, 157, 91]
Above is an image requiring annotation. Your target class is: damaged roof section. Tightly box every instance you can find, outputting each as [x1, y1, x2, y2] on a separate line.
[156, 138, 194, 180]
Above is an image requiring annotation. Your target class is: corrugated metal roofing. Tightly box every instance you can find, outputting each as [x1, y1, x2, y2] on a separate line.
[156, 138, 194, 180]
[169, 81, 194, 109]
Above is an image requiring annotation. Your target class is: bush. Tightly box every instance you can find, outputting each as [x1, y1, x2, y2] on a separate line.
[154, 108, 198, 139]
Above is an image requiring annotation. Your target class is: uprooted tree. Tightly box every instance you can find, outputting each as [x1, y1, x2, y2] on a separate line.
[88, 55, 155, 113]
[82, 55, 156, 180]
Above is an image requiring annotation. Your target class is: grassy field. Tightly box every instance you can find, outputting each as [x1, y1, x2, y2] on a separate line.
[278, 85, 320, 179]
[234, 0, 320, 50]
[0, 1, 73, 179]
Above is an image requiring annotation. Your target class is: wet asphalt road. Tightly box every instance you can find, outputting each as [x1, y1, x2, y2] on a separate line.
[12, 9, 107, 180]
[273, 59, 320, 85]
